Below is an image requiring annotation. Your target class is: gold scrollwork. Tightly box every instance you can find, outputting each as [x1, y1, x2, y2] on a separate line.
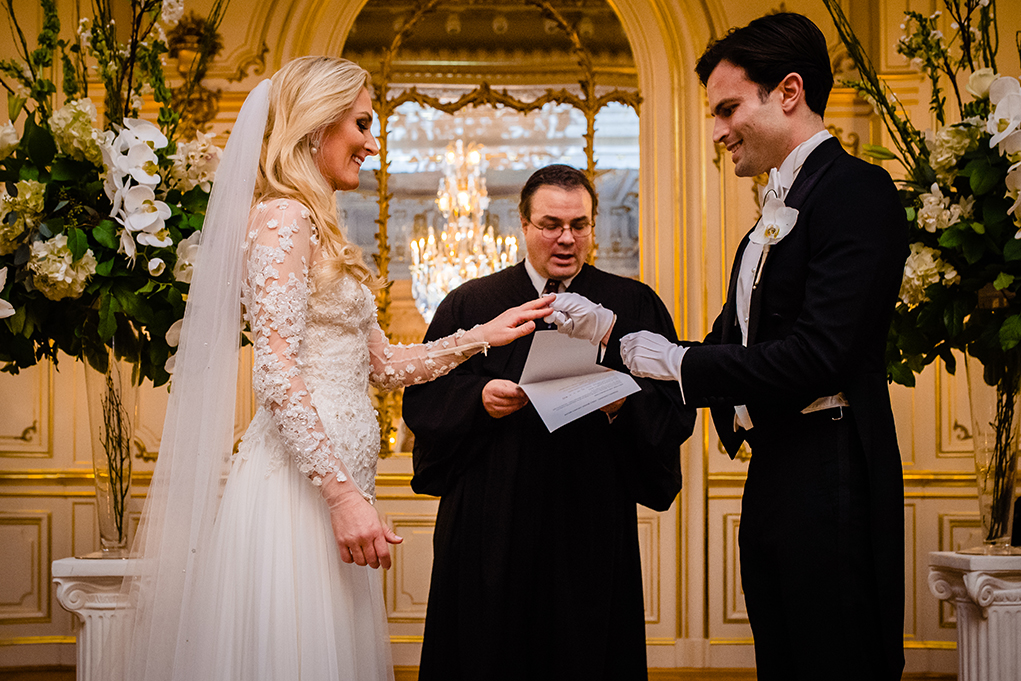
[825, 124, 860, 158]
[365, 0, 640, 456]
[17, 420, 38, 442]
[227, 42, 270, 84]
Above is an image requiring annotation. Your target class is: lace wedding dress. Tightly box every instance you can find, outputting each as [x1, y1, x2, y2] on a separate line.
[171, 198, 483, 680]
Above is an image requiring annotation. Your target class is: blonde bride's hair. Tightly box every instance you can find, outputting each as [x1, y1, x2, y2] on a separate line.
[256, 56, 382, 290]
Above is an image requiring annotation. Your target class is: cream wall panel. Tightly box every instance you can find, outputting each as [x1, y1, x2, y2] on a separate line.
[383, 511, 436, 624]
[0, 367, 51, 457]
[637, 513, 661, 623]
[0, 511, 51, 623]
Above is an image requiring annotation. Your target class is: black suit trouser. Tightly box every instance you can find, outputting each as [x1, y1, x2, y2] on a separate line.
[738, 408, 901, 681]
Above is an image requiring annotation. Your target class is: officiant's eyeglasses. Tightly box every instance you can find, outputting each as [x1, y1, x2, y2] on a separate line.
[525, 218, 593, 239]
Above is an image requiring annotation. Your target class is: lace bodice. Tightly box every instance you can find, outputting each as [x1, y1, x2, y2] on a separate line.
[241, 198, 486, 498]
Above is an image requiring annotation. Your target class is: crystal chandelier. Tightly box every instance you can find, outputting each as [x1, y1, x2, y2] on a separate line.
[410, 140, 518, 322]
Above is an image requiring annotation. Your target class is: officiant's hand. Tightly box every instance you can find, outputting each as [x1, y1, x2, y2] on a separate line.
[620, 331, 685, 382]
[321, 475, 403, 569]
[462, 296, 556, 348]
[544, 292, 615, 346]
[482, 379, 529, 418]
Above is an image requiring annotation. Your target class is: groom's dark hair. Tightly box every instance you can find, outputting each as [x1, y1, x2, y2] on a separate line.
[695, 12, 833, 117]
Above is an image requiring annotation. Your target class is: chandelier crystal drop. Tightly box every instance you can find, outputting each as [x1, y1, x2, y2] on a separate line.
[410, 140, 518, 322]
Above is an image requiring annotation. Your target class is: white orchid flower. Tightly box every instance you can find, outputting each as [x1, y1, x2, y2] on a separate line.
[121, 142, 161, 186]
[1007, 166, 1021, 217]
[987, 77, 1021, 149]
[121, 185, 171, 233]
[122, 118, 168, 150]
[137, 228, 174, 248]
[165, 318, 183, 347]
[173, 231, 201, 283]
[118, 227, 137, 260]
[147, 257, 166, 276]
[0, 267, 14, 319]
[750, 196, 798, 246]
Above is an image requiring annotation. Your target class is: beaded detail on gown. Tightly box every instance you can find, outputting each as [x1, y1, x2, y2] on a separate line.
[171, 199, 484, 680]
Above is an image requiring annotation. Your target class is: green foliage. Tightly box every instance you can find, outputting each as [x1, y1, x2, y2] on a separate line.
[0, 0, 228, 387]
[825, 0, 1021, 387]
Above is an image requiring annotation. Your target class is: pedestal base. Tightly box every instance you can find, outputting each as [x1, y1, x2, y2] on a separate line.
[928, 551, 1021, 681]
[52, 557, 133, 681]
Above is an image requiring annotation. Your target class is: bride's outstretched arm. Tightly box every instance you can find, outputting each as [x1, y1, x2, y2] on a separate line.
[246, 199, 399, 568]
[367, 296, 553, 391]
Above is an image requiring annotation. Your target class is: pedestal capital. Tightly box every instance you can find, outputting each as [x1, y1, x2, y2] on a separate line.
[928, 551, 1021, 618]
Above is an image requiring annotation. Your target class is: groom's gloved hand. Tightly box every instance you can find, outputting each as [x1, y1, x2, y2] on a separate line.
[620, 331, 684, 382]
[544, 292, 615, 346]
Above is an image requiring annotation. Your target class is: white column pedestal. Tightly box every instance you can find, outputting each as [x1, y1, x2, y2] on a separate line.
[52, 557, 134, 681]
[928, 551, 1021, 681]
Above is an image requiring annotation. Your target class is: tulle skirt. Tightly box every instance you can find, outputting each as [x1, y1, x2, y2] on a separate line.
[172, 410, 394, 681]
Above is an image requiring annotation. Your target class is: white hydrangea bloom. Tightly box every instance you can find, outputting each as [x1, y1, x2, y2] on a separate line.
[925, 120, 982, 183]
[27, 234, 98, 301]
[173, 230, 201, 283]
[917, 183, 966, 232]
[169, 131, 222, 192]
[0, 121, 18, 160]
[159, 0, 185, 28]
[0, 195, 20, 255]
[900, 242, 959, 307]
[48, 99, 103, 165]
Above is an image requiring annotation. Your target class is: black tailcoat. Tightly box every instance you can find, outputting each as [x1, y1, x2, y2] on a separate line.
[404, 262, 694, 681]
[681, 138, 907, 680]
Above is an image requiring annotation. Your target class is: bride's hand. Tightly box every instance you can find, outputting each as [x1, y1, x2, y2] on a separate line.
[321, 476, 403, 569]
[465, 295, 555, 348]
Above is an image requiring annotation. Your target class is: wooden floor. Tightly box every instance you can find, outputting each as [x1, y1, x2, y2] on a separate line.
[0, 668, 956, 681]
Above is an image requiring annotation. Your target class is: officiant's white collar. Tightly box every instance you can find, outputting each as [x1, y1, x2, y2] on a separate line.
[524, 258, 577, 296]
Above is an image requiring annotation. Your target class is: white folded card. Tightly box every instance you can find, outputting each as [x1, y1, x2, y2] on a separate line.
[518, 330, 641, 432]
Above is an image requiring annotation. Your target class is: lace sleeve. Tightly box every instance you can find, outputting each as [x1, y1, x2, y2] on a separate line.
[367, 322, 489, 392]
[245, 200, 360, 492]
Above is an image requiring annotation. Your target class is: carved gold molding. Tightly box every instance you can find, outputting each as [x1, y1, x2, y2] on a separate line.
[364, 0, 640, 456]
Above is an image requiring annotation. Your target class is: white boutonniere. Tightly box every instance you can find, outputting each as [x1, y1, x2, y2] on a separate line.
[749, 195, 799, 286]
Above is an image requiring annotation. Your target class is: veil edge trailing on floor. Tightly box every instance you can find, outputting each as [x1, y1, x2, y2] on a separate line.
[101, 80, 271, 681]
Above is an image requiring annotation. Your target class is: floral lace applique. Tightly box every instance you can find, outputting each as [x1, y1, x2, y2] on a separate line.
[367, 325, 489, 392]
[242, 198, 349, 488]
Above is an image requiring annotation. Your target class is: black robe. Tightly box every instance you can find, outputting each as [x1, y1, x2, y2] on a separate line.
[404, 262, 694, 681]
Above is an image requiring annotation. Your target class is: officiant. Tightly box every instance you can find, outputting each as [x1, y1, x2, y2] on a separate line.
[403, 164, 694, 680]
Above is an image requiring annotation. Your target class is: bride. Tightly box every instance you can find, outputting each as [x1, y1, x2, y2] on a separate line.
[116, 57, 551, 681]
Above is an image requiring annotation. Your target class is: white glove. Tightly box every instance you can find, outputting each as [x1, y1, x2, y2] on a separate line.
[544, 292, 615, 346]
[620, 331, 685, 382]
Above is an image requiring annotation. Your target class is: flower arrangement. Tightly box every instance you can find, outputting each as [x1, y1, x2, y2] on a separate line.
[0, 0, 225, 387]
[824, 0, 1021, 550]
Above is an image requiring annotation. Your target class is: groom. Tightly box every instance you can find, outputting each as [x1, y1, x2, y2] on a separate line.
[612, 12, 906, 681]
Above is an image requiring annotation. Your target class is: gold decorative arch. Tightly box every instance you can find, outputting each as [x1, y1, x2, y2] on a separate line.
[363, 0, 642, 456]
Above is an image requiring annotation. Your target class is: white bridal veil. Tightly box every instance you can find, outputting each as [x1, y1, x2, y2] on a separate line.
[110, 80, 271, 681]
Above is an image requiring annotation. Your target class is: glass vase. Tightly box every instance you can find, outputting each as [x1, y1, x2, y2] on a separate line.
[963, 353, 1021, 555]
[83, 344, 138, 557]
